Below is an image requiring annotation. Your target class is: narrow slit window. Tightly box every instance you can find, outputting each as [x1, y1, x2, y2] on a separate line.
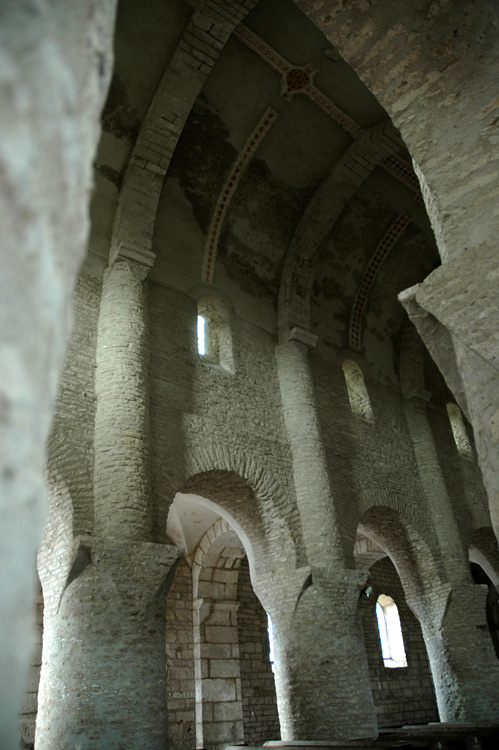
[342, 359, 374, 423]
[267, 613, 275, 664]
[446, 402, 473, 458]
[197, 314, 206, 356]
[196, 296, 235, 373]
[376, 594, 407, 668]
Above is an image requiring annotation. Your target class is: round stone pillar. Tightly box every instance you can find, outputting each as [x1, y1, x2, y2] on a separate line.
[36, 536, 181, 749]
[273, 332, 377, 740]
[275, 336, 344, 565]
[36, 254, 183, 748]
[261, 567, 377, 741]
[403, 393, 470, 584]
[413, 584, 499, 721]
[94, 258, 152, 541]
[401, 333, 499, 720]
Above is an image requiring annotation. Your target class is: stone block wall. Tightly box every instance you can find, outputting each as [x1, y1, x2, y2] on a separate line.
[360, 557, 438, 727]
[237, 558, 280, 745]
[166, 557, 196, 750]
[195, 599, 244, 749]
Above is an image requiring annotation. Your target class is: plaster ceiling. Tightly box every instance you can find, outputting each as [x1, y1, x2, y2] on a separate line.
[91, 0, 442, 385]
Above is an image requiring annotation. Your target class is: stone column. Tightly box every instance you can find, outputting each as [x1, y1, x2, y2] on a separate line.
[274, 331, 377, 740]
[275, 333, 344, 565]
[36, 254, 183, 748]
[403, 392, 469, 585]
[410, 584, 499, 722]
[257, 567, 376, 741]
[194, 599, 244, 750]
[401, 332, 499, 720]
[94, 257, 152, 541]
[36, 535, 180, 749]
[399, 286, 499, 544]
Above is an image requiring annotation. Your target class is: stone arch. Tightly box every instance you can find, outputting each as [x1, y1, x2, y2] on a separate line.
[355, 500, 443, 606]
[469, 527, 499, 661]
[181, 444, 301, 568]
[111, 0, 260, 268]
[184, 443, 287, 507]
[350, 487, 441, 579]
[163, 443, 301, 580]
[192, 516, 246, 601]
[177, 469, 271, 584]
[188, 512, 274, 749]
[278, 119, 405, 339]
[358, 553, 439, 727]
[295, 0, 499, 270]
[353, 532, 387, 571]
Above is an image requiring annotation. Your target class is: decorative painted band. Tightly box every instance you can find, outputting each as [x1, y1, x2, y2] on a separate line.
[202, 106, 278, 283]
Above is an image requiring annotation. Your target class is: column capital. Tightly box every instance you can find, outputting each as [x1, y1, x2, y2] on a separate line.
[113, 241, 156, 271]
[286, 326, 318, 348]
[60, 535, 182, 620]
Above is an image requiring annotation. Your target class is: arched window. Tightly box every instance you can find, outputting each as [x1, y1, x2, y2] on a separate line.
[196, 295, 234, 373]
[375, 594, 407, 668]
[446, 402, 473, 458]
[342, 359, 374, 423]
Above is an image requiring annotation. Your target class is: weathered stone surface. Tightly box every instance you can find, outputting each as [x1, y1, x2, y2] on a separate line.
[5, 1, 499, 747]
[0, 2, 116, 747]
[36, 536, 181, 749]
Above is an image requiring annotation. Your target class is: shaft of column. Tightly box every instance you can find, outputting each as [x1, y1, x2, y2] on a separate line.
[413, 584, 499, 721]
[403, 394, 470, 585]
[36, 536, 181, 750]
[275, 338, 344, 566]
[94, 259, 152, 541]
[400, 288, 499, 545]
[453, 337, 499, 540]
[263, 567, 377, 741]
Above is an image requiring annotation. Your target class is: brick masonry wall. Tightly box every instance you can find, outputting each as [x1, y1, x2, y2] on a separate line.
[311, 351, 490, 570]
[166, 557, 196, 750]
[426, 400, 490, 539]
[312, 355, 437, 559]
[360, 557, 438, 727]
[237, 558, 280, 745]
[148, 283, 301, 559]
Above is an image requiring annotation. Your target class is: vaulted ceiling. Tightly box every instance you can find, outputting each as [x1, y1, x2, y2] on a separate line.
[90, 0, 440, 385]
